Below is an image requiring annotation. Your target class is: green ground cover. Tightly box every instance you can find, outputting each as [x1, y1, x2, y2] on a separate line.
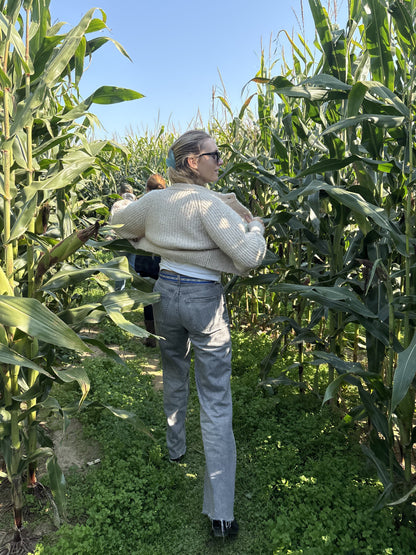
[30, 324, 415, 554]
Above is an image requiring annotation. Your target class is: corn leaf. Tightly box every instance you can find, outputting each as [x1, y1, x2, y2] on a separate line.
[8, 192, 38, 244]
[80, 336, 125, 365]
[0, 66, 11, 88]
[0, 267, 13, 295]
[389, 0, 416, 58]
[74, 35, 86, 85]
[273, 283, 376, 318]
[41, 257, 133, 291]
[0, 343, 49, 375]
[59, 87, 143, 124]
[41, 8, 96, 87]
[283, 182, 390, 230]
[85, 16, 107, 34]
[322, 114, 405, 134]
[0, 12, 33, 74]
[271, 283, 395, 348]
[363, 0, 395, 90]
[58, 304, 102, 327]
[303, 73, 351, 91]
[102, 290, 160, 340]
[26, 151, 97, 194]
[46, 455, 66, 517]
[359, 385, 390, 440]
[322, 373, 350, 405]
[104, 310, 148, 339]
[102, 289, 160, 314]
[86, 35, 132, 62]
[10, 9, 97, 135]
[364, 81, 409, 117]
[388, 485, 416, 506]
[267, 76, 347, 101]
[314, 351, 365, 374]
[0, 296, 88, 352]
[32, 134, 75, 157]
[52, 366, 90, 407]
[87, 85, 144, 105]
[98, 404, 153, 439]
[347, 82, 369, 116]
[308, 0, 346, 80]
[391, 333, 416, 412]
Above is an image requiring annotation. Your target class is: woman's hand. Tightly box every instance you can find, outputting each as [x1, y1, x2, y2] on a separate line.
[245, 214, 265, 229]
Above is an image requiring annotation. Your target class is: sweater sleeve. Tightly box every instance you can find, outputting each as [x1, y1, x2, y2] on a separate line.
[110, 198, 132, 216]
[199, 196, 266, 274]
[110, 197, 147, 239]
[211, 191, 253, 221]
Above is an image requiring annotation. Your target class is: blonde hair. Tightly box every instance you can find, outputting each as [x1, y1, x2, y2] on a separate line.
[167, 130, 211, 184]
[146, 174, 166, 191]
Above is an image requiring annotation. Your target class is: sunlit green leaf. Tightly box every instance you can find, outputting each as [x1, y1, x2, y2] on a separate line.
[52, 366, 90, 407]
[0, 12, 33, 73]
[391, 333, 416, 411]
[41, 257, 132, 291]
[87, 86, 144, 105]
[0, 297, 88, 352]
[8, 192, 38, 244]
[362, 0, 395, 90]
[46, 455, 66, 517]
[0, 342, 49, 375]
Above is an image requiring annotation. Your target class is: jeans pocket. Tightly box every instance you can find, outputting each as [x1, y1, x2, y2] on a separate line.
[153, 280, 176, 325]
[184, 286, 229, 334]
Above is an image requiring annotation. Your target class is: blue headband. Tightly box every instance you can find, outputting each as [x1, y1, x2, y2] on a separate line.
[166, 148, 176, 169]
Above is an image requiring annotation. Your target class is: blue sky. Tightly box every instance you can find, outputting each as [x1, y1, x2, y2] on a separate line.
[50, 0, 347, 139]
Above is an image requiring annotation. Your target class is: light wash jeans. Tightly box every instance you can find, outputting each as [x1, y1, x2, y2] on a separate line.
[153, 273, 236, 522]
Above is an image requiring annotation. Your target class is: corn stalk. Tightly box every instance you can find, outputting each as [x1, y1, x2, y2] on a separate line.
[211, 0, 416, 511]
[0, 1, 146, 549]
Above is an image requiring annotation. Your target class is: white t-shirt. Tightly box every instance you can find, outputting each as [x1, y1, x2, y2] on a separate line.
[160, 258, 221, 282]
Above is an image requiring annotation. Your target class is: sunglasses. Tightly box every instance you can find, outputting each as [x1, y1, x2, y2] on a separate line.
[196, 150, 221, 164]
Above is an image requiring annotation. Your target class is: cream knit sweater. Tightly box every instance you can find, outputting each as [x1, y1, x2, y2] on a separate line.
[111, 183, 266, 276]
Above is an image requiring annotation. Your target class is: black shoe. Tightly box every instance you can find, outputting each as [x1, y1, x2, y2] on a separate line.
[211, 519, 239, 538]
[143, 320, 157, 347]
[143, 336, 157, 348]
[168, 455, 184, 463]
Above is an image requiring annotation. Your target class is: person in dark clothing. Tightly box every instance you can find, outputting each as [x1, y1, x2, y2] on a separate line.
[134, 174, 166, 347]
[111, 182, 137, 291]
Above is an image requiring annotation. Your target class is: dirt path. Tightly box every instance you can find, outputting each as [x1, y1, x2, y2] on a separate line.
[53, 335, 163, 472]
[142, 353, 163, 390]
[82, 328, 163, 390]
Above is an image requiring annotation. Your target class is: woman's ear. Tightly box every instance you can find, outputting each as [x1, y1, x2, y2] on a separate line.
[187, 156, 198, 171]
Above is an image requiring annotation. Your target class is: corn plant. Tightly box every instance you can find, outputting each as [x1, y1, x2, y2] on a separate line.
[0, 2, 157, 551]
[208, 0, 416, 512]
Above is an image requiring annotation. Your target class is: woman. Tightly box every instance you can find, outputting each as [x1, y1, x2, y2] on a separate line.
[112, 130, 266, 538]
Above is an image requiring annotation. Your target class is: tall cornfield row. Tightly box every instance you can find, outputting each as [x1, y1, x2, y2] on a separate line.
[0, 2, 158, 550]
[207, 0, 416, 512]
